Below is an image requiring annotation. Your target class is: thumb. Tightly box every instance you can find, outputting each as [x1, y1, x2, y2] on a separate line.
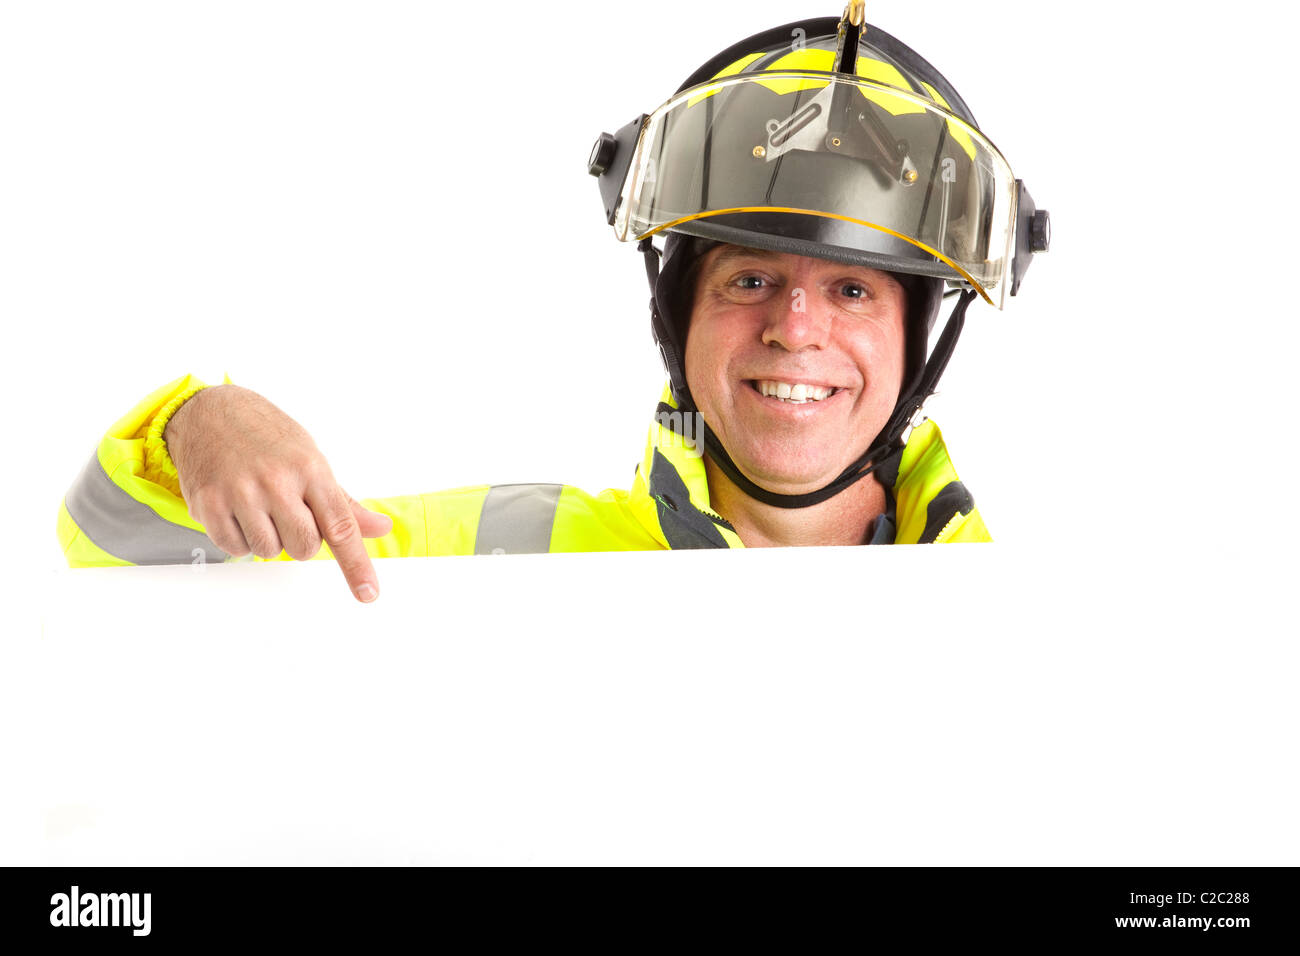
[343, 492, 394, 539]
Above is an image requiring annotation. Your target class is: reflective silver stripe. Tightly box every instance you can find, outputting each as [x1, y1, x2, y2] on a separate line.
[473, 483, 563, 555]
[63, 450, 229, 565]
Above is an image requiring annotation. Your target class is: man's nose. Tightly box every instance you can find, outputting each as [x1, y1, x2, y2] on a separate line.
[761, 287, 832, 352]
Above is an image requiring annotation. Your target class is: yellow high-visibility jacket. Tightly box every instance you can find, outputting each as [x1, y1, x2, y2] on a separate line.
[56, 375, 991, 566]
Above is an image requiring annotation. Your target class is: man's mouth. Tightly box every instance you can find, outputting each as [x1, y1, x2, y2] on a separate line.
[747, 379, 843, 405]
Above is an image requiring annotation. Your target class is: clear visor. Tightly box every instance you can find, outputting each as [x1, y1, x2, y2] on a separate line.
[616, 72, 1018, 306]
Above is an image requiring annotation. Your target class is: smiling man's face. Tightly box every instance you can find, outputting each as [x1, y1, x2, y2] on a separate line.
[684, 244, 907, 495]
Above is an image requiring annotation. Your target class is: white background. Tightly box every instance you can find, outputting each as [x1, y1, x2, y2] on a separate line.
[4, 1, 1298, 864]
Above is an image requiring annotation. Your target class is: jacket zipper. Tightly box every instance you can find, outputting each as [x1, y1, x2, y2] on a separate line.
[697, 504, 736, 532]
[931, 511, 964, 544]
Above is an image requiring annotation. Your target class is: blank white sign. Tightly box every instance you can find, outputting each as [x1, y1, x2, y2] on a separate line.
[30, 543, 1298, 866]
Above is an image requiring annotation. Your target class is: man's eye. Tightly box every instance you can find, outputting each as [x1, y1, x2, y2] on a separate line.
[735, 275, 767, 290]
[840, 282, 868, 299]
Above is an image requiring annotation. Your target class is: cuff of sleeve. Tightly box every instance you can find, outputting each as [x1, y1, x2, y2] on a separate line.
[143, 383, 210, 498]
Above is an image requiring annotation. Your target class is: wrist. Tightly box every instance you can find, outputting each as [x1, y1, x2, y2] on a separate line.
[145, 383, 215, 497]
[161, 384, 216, 448]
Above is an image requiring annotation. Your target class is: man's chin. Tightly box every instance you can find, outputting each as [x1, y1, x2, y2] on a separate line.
[706, 447, 843, 498]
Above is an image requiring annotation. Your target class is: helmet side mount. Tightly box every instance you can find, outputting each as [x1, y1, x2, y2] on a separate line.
[1010, 180, 1051, 297]
[588, 113, 647, 226]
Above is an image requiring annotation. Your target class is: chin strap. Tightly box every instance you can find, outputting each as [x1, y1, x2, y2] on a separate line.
[658, 284, 978, 510]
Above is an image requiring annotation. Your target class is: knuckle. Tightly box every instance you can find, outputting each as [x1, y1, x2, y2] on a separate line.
[219, 536, 250, 558]
[287, 540, 322, 562]
[241, 524, 280, 558]
[249, 538, 282, 560]
[229, 477, 263, 509]
[257, 457, 301, 487]
[209, 526, 247, 557]
[300, 453, 332, 480]
[281, 518, 322, 561]
[260, 473, 302, 504]
[321, 511, 357, 544]
[187, 484, 224, 516]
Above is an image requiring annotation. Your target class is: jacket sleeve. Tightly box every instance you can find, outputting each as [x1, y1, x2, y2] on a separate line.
[56, 375, 490, 566]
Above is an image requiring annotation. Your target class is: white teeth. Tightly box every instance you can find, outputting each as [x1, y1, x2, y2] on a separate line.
[755, 380, 834, 403]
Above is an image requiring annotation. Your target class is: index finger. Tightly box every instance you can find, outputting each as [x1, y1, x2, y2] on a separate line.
[305, 481, 380, 603]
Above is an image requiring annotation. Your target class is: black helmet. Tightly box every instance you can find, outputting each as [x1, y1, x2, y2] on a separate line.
[589, 6, 1049, 507]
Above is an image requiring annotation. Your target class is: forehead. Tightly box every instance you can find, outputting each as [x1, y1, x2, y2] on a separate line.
[701, 245, 781, 270]
[698, 244, 898, 284]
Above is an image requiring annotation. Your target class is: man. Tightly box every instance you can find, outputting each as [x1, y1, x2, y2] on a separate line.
[56, 6, 1048, 602]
